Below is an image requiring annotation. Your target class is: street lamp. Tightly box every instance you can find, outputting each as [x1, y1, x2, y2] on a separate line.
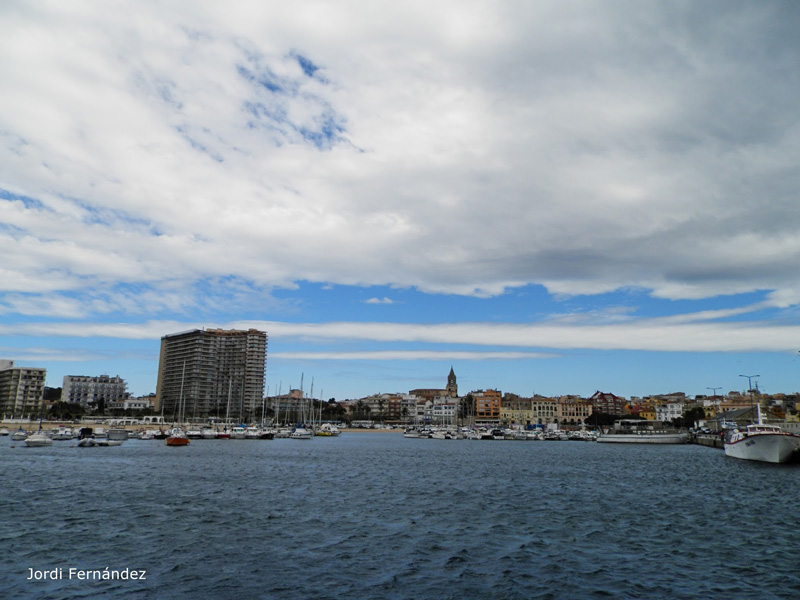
[739, 374, 759, 421]
[707, 386, 722, 425]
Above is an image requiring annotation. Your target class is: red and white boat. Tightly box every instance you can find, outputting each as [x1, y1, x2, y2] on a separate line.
[166, 427, 190, 446]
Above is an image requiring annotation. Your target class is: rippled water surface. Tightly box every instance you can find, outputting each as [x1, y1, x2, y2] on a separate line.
[2, 433, 799, 599]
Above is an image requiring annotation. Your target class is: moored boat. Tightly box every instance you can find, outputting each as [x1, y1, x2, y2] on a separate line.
[597, 420, 690, 444]
[50, 427, 74, 440]
[289, 426, 313, 440]
[107, 428, 129, 441]
[315, 423, 341, 436]
[166, 427, 190, 446]
[25, 430, 53, 447]
[723, 406, 800, 463]
[11, 427, 28, 441]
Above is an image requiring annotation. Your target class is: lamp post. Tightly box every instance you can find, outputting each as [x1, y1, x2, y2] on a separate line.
[739, 374, 759, 422]
[707, 387, 722, 425]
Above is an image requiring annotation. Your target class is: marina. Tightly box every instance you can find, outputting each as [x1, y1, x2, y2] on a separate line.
[3, 430, 800, 599]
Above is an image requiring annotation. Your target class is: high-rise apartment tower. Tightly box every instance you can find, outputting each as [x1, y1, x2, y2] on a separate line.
[155, 329, 267, 421]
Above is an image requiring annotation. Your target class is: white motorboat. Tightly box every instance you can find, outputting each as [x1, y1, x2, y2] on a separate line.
[724, 406, 800, 463]
[11, 428, 28, 441]
[0, 427, 9, 436]
[289, 427, 313, 440]
[50, 427, 74, 440]
[230, 426, 247, 439]
[201, 427, 217, 439]
[244, 427, 262, 439]
[597, 420, 690, 444]
[25, 430, 53, 447]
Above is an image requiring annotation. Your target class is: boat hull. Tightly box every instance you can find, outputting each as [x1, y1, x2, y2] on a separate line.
[724, 433, 800, 463]
[166, 436, 190, 446]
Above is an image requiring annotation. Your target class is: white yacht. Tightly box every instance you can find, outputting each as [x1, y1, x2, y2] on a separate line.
[724, 407, 800, 463]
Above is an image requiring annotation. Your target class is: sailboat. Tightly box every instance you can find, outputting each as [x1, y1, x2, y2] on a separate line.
[724, 404, 800, 463]
[25, 400, 53, 447]
[166, 362, 190, 446]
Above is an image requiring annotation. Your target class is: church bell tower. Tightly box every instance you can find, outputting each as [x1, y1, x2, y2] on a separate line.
[446, 366, 457, 397]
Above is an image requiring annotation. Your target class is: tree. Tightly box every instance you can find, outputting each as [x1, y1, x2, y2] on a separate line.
[44, 387, 62, 401]
[48, 401, 85, 420]
[585, 412, 618, 427]
[674, 406, 705, 428]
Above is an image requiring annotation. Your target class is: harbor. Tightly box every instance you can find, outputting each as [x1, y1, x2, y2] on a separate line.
[3, 430, 799, 600]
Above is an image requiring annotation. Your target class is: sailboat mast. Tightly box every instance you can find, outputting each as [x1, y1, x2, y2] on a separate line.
[178, 360, 186, 425]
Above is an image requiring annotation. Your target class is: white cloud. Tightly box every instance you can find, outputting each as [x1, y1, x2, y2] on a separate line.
[2, 1, 800, 312]
[274, 350, 555, 360]
[364, 297, 395, 305]
[3, 312, 800, 354]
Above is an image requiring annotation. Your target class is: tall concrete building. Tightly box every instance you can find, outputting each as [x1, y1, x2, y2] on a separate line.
[62, 374, 127, 410]
[0, 360, 47, 418]
[155, 328, 267, 421]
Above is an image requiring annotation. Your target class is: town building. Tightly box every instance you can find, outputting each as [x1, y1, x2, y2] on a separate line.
[409, 366, 458, 400]
[0, 360, 47, 418]
[472, 389, 502, 425]
[557, 395, 593, 428]
[155, 328, 267, 421]
[107, 395, 154, 412]
[588, 391, 626, 415]
[62, 374, 128, 411]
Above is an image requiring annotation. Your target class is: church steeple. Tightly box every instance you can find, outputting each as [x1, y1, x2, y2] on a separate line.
[446, 366, 457, 397]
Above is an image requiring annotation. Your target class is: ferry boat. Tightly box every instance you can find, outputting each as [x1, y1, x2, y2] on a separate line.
[597, 419, 690, 444]
[723, 406, 800, 463]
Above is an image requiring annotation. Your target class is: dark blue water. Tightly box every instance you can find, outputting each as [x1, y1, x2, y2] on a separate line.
[2, 433, 799, 599]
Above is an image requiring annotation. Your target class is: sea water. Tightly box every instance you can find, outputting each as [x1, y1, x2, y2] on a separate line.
[2, 433, 799, 599]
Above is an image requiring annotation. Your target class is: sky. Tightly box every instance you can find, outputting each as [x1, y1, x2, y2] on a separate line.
[2, 0, 800, 402]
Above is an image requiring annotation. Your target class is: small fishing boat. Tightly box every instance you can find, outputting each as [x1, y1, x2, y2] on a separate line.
[166, 427, 190, 446]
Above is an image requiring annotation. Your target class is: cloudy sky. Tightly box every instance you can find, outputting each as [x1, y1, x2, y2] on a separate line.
[2, 0, 800, 401]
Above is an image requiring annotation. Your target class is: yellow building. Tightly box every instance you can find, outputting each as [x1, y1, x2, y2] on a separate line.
[557, 395, 593, 428]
